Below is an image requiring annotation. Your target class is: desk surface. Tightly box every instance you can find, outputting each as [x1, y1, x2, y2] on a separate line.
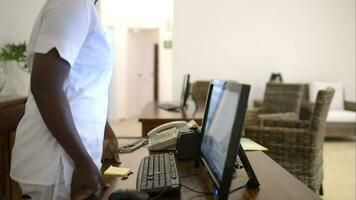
[139, 101, 204, 121]
[138, 101, 204, 136]
[101, 140, 321, 200]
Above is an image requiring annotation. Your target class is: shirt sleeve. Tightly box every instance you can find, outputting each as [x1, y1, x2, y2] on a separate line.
[34, 0, 91, 67]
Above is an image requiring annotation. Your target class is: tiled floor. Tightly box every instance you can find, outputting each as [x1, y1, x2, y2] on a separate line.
[323, 138, 355, 200]
[109, 119, 356, 200]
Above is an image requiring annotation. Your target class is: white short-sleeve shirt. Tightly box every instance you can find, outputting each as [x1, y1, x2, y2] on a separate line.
[10, 0, 113, 186]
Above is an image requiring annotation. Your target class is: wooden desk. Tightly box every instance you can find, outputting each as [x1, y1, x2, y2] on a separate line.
[138, 101, 204, 137]
[0, 96, 26, 200]
[101, 140, 321, 200]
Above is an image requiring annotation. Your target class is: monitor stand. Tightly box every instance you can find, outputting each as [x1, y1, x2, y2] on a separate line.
[237, 145, 260, 188]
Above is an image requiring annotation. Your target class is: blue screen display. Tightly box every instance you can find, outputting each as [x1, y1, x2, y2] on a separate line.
[200, 83, 239, 182]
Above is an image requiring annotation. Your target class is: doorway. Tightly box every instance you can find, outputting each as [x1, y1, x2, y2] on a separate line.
[127, 28, 159, 118]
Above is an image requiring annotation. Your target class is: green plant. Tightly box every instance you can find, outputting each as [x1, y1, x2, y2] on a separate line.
[0, 42, 28, 71]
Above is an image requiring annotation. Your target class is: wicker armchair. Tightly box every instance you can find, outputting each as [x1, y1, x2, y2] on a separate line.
[245, 88, 335, 194]
[191, 81, 210, 110]
[245, 83, 304, 126]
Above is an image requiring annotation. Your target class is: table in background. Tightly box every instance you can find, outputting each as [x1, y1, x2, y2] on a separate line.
[138, 101, 204, 137]
[0, 96, 26, 200]
[101, 139, 321, 200]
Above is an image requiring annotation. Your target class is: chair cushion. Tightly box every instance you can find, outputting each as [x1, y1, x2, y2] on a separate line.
[327, 110, 356, 123]
[309, 82, 344, 110]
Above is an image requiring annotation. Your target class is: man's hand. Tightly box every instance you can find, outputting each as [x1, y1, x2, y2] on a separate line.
[71, 162, 110, 200]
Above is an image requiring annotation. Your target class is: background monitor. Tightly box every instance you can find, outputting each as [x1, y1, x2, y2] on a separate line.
[179, 74, 190, 108]
[200, 80, 250, 200]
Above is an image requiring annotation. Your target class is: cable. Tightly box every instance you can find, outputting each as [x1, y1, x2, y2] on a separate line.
[181, 184, 214, 195]
[119, 138, 148, 153]
[230, 183, 248, 193]
[181, 173, 199, 179]
[235, 158, 244, 169]
[182, 181, 247, 196]
[149, 178, 246, 199]
[235, 161, 244, 169]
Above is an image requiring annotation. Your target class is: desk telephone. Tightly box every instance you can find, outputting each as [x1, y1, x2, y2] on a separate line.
[147, 120, 199, 151]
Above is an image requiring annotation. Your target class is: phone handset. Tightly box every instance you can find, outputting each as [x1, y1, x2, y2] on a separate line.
[185, 120, 199, 131]
[147, 121, 188, 138]
[147, 120, 199, 151]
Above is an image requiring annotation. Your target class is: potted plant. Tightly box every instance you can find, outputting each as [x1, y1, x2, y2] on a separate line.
[0, 42, 29, 95]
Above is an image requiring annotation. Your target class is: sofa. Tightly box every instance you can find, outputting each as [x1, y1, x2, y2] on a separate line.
[308, 82, 356, 137]
[254, 82, 356, 138]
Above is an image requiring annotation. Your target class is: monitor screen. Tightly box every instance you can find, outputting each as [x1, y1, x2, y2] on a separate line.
[179, 74, 190, 108]
[200, 80, 250, 200]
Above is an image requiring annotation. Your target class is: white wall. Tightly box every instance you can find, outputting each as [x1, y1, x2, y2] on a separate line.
[127, 29, 158, 118]
[173, 0, 356, 102]
[0, 0, 45, 44]
[100, 0, 174, 120]
[0, 0, 46, 96]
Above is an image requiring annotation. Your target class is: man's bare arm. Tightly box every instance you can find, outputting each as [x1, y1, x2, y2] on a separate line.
[31, 48, 108, 199]
[31, 48, 90, 166]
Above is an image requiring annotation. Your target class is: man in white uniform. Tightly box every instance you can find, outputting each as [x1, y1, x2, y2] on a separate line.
[10, 0, 115, 199]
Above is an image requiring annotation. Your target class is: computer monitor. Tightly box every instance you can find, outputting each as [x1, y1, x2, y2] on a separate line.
[158, 74, 191, 111]
[200, 80, 256, 200]
[179, 74, 190, 108]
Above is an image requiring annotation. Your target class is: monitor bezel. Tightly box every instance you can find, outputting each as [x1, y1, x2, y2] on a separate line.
[179, 74, 191, 108]
[200, 80, 250, 200]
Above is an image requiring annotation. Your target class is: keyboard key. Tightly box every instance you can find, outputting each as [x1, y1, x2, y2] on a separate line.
[147, 175, 153, 181]
[147, 181, 153, 189]
[166, 179, 172, 186]
[137, 153, 181, 194]
[172, 179, 179, 185]
[159, 174, 165, 180]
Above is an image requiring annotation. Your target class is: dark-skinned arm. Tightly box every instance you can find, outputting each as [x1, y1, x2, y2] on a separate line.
[31, 48, 108, 199]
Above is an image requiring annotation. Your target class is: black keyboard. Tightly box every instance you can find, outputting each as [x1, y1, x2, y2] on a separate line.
[136, 153, 181, 194]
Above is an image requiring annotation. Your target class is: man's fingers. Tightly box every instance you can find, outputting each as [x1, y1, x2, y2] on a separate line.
[86, 195, 99, 200]
[72, 189, 94, 200]
[99, 173, 110, 189]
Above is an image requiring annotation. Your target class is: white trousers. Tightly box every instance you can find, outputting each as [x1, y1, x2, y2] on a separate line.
[19, 166, 70, 200]
[19, 167, 102, 200]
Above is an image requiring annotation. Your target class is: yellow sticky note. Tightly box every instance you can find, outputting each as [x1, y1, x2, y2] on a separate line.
[104, 166, 132, 177]
[241, 138, 268, 151]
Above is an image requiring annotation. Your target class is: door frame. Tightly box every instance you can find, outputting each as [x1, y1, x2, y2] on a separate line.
[154, 43, 159, 101]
